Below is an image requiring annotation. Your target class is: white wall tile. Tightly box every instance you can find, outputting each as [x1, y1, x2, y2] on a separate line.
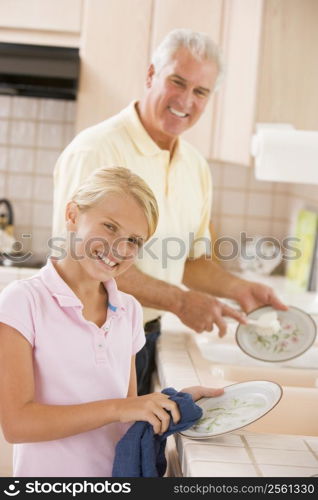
[32, 202, 53, 228]
[245, 217, 271, 237]
[271, 220, 289, 241]
[33, 176, 53, 202]
[9, 120, 36, 146]
[0, 96, 11, 118]
[222, 163, 249, 189]
[217, 215, 245, 240]
[62, 123, 75, 147]
[8, 148, 34, 173]
[35, 149, 60, 175]
[39, 99, 65, 121]
[0, 171, 6, 192]
[0, 146, 8, 170]
[12, 97, 38, 119]
[0, 96, 76, 255]
[247, 192, 273, 218]
[29, 228, 52, 256]
[272, 193, 290, 219]
[248, 171, 275, 192]
[211, 189, 221, 215]
[0, 120, 9, 144]
[12, 200, 32, 227]
[37, 123, 64, 149]
[274, 182, 289, 194]
[65, 101, 76, 122]
[220, 190, 246, 216]
[7, 174, 33, 200]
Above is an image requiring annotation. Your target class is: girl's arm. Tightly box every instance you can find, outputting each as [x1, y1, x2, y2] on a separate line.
[127, 356, 137, 397]
[0, 324, 180, 443]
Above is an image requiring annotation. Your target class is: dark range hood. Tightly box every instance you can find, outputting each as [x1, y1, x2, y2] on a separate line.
[0, 42, 80, 100]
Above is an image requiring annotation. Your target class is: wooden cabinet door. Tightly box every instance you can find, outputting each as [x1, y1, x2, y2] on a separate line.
[256, 0, 318, 131]
[212, 0, 264, 166]
[76, 0, 152, 131]
[150, 0, 223, 159]
[0, 0, 83, 33]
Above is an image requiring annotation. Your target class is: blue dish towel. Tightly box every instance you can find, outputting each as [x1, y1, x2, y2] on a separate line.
[112, 387, 203, 477]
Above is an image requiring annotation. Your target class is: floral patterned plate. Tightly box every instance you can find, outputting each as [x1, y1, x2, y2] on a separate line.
[235, 306, 317, 363]
[180, 380, 282, 439]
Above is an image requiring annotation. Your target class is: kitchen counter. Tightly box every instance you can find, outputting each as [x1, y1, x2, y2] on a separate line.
[156, 274, 318, 477]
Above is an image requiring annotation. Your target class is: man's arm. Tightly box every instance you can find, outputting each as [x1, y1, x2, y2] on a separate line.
[183, 256, 287, 313]
[115, 265, 245, 335]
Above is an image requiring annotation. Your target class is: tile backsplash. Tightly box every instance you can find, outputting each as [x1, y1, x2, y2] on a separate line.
[1, 93, 317, 270]
[0, 95, 75, 256]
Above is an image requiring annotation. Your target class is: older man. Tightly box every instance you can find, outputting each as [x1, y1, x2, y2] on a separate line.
[53, 29, 286, 394]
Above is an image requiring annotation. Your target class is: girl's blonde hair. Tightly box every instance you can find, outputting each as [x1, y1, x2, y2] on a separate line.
[71, 166, 159, 239]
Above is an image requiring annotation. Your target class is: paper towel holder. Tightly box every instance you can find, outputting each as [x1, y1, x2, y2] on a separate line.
[250, 123, 318, 185]
[250, 123, 295, 157]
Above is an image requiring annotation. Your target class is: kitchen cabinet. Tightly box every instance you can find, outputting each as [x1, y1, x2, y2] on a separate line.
[149, 0, 223, 159]
[0, 0, 83, 47]
[212, 0, 263, 166]
[217, 0, 318, 166]
[256, 0, 318, 132]
[76, 0, 153, 130]
[75, 0, 318, 166]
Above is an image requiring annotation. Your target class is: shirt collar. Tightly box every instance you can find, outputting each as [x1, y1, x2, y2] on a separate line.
[121, 100, 180, 157]
[40, 258, 126, 316]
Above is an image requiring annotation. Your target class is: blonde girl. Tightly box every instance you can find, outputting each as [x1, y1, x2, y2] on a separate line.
[0, 167, 222, 477]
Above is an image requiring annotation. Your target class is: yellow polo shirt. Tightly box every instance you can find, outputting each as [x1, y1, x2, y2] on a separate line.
[53, 101, 212, 323]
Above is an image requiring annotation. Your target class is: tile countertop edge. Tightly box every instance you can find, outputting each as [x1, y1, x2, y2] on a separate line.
[156, 322, 318, 478]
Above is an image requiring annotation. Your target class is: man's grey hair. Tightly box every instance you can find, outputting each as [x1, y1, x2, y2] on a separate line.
[151, 28, 225, 91]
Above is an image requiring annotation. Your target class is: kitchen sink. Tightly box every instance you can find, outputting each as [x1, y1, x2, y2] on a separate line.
[195, 331, 318, 389]
[245, 386, 318, 436]
[188, 334, 318, 436]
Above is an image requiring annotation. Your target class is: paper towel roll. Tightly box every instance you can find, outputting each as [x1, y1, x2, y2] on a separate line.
[251, 129, 318, 184]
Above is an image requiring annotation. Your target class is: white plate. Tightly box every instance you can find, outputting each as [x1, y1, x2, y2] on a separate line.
[235, 306, 317, 362]
[180, 380, 282, 439]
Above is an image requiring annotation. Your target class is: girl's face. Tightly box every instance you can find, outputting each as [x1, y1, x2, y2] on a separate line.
[66, 192, 149, 281]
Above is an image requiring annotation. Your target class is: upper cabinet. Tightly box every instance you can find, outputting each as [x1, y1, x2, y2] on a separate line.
[212, 0, 263, 166]
[0, 0, 83, 46]
[75, 0, 318, 166]
[149, 0, 223, 158]
[256, 0, 318, 132]
[217, 0, 318, 166]
[76, 0, 153, 131]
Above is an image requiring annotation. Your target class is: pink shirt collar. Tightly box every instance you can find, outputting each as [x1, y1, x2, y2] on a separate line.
[40, 258, 126, 316]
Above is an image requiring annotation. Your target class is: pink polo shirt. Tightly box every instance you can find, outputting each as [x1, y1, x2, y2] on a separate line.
[0, 258, 145, 477]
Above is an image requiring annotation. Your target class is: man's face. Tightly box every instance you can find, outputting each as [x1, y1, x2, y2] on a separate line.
[144, 47, 219, 146]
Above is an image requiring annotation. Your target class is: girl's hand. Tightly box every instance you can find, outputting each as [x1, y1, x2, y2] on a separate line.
[117, 392, 180, 434]
[181, 386, 224, 402]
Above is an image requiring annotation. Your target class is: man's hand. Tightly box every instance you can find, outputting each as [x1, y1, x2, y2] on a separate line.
[180, 386, 224, 402]
[174, 289, 247, 336]
[228, 278, 288, 313]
